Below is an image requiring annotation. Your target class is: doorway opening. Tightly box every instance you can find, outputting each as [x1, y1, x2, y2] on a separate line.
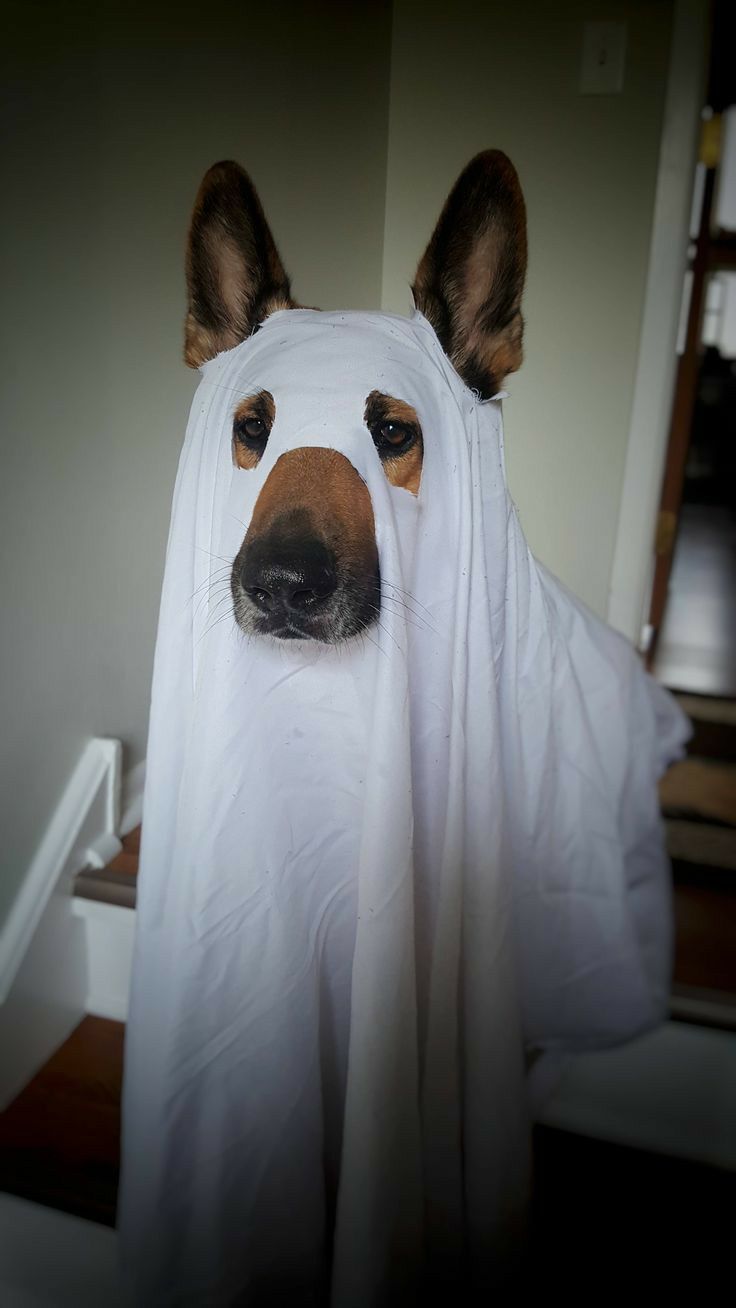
[648, 0, 736, 698]
[649, 0, 736, 1032]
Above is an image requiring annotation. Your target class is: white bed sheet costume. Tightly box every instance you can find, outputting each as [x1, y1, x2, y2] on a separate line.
[118, 166, 689, 1308]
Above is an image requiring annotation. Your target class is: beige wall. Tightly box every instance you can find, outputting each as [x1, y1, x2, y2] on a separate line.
[382, 0, 673, 616]
[0, 0, 392, 924]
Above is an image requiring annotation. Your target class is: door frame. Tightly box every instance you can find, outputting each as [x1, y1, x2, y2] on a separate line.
[606, 0, 709, 646]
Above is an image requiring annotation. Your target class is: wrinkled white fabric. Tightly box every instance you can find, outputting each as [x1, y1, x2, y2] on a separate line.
[118, 310, 689, 1306]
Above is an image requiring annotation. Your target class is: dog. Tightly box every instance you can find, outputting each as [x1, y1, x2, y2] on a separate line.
[183, 150, 527, 643]
[118, 151, 693, 1306]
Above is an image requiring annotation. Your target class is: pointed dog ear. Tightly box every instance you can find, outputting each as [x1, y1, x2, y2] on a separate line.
[412, 151, 527, 398]
[184, 161, 297, 367]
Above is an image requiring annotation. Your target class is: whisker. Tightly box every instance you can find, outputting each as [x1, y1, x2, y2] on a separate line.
[362, 595, 431, 636]
[358, 625, 389, 661]
[194, 548, 236, 565]
[188, 567, 231, 603]
[381, 590, 434, 627]
[377, 600, 431, 635]
[198, 606, 238, 645]
[381, 579, 435, 620]
[191, 580, 232, 622]
[380, 588, 440, 635]
[197, 596, 231, 630]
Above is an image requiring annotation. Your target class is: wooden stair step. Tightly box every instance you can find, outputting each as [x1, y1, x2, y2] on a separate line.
[73, 867, 137, 909]
[0, 1017, 124, 1227]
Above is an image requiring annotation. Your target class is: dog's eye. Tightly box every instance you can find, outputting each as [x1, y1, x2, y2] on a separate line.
[244, 418, 265, 439]
[232, 391, 275, 469]
[234, 416, 268, 446]
[371, 422, 416, 456]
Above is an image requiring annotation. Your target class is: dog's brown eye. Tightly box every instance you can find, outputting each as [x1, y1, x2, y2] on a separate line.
[364, 392, 423, 492]
[380, 423, 408, 446]
[234, 415, 268, 446]
[371, 422, 416, 456]
[232, 391, 275, 469]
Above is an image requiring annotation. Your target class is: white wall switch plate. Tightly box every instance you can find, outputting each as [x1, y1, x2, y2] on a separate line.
[580, 21, 627, 95]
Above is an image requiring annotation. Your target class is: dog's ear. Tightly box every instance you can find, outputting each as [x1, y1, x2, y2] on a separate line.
[184, 161, 296, 367]
[412, 151, 527, 398]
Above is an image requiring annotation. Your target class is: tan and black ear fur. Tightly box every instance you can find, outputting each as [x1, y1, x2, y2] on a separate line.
[412, 150, 527, 398]
[184, 161, 296, 367]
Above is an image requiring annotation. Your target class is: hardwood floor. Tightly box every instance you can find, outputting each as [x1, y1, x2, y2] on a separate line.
[0, 1017, 124, 1227]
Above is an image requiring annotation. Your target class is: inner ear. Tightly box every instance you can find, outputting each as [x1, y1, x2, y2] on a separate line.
[184, 161, 297, 367]
[412, 150, 527, 398]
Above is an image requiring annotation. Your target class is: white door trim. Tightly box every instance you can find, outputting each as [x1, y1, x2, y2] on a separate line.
[606, 0, 709, 645]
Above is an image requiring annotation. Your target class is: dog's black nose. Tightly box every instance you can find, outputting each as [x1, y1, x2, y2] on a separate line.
[242, 538, 338, 615]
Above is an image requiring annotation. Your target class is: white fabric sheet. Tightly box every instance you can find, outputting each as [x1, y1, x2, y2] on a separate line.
[118, 310, 689, 1305]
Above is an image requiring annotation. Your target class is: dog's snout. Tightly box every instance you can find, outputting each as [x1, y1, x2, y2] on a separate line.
[232, 450, 379, 642]
[242, 538, 338, 616]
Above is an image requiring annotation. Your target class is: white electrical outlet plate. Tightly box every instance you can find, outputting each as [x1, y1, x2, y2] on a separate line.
[580, 21, 627, 95]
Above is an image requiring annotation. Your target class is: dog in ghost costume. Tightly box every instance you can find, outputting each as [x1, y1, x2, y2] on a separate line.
[118, 153, 689, 1306]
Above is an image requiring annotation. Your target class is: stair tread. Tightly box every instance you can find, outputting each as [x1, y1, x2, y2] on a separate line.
[73, 825, 140, 908]
[74, 868, 137, 909]
[0, 1017, 124, 1226]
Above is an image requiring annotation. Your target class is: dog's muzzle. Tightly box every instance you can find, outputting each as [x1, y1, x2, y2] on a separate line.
[231, 529, 380, 643]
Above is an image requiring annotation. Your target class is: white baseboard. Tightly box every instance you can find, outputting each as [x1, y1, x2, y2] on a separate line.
[0, 738, 123, 1109]
[72, 898, 135, 1022]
